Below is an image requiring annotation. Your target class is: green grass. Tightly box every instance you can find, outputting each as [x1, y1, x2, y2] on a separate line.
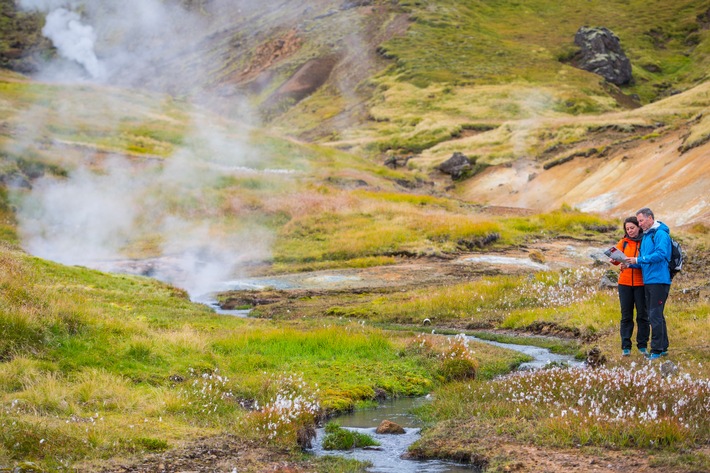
[274, 204, 616, 266]
[328, 0, 710, 160]
[384, 0, 709, 95]
[0, 242, 447, 468]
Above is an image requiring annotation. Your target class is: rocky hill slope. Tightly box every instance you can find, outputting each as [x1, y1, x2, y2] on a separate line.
[1, 0, 709, 228]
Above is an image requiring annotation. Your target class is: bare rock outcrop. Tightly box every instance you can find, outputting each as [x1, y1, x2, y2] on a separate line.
[573, 26, 633, 85]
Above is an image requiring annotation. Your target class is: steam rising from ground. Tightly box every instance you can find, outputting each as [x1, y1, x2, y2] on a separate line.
[13, 0, 274, 297]
[16, 118, 274, 298]
[42, 8, 105, 80]
[18, 0, 209, 85]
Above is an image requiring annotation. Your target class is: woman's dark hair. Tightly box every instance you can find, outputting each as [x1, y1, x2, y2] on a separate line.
[623, 216, 640, 238]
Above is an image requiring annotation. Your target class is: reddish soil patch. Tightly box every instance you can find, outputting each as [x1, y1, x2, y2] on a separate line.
[264, 54, 340, 108]
[234, 29, 303, 85]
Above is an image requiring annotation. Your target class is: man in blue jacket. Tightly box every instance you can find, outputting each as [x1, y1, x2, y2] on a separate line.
[625, 208, 671, 359]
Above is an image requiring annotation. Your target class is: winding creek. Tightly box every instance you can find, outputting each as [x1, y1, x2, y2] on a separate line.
[307, 337, 582, 472]
[191, 260, 586, 472]
[197, 287, 582, 471]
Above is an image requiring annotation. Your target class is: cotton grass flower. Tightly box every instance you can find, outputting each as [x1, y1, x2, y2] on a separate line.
[458, 362, 709, 448]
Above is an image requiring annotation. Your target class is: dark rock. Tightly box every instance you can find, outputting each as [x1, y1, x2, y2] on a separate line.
[660, 360, 678, 377]
[384, 155, 412, 169]
[457, 232, 500, 250]
[599, 273, 618, 288]
[342, 0, 373, 10]
[0, 170, 31, 189]
[326, 176, 369, 189]
[437, 152, 471, 179]
[573, 27, 633, 85]
[642, 63, 662, 73]
[372, 388, 387, 402]
[698, 8, 710, 29]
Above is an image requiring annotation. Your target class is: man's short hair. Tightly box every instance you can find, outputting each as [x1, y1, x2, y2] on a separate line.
[636, 207, 654, 219]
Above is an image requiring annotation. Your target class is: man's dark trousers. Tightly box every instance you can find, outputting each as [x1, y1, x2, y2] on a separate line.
[645, 283, 670, 354]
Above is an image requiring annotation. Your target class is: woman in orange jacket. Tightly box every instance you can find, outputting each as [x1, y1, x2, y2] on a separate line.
[612, 216, 649, 356]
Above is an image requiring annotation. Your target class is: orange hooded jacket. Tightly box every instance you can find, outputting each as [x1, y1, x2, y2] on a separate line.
[613, 237, 644, 286]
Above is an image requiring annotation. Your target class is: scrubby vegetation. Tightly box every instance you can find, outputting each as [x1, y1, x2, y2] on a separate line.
[0, 241, 443, 469]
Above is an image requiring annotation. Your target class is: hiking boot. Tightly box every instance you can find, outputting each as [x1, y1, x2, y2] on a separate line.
[646, 353, 662, 360]
[638, 347, 647, 355]
[622, 349, 631, 356]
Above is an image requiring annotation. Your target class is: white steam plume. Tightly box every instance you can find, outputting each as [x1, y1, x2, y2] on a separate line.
[11, 0, 272, 297]
[42, 8, 105, 80]
[17, 138, 274, 298]
[19, 159, 138, 264]
[18, 0, 206, 88]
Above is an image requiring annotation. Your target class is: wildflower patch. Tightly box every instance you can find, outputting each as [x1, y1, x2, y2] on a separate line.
[459, 363, 709, 449]
[246, 373, 321, 449]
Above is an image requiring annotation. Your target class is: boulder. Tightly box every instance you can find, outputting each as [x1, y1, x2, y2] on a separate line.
[375, 420, 405, 434]
[437, 152, 471, 179]
[573, 27, 632, 85]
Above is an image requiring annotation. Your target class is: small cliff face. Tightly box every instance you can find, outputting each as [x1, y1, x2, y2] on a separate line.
[459, 114, 710, 227]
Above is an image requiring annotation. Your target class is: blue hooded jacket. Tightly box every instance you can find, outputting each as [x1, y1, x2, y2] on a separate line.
[638, 221, 671, 285]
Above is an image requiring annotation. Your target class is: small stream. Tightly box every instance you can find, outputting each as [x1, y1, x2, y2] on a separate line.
[308, 336, 582, 471]
[195, 274, 583, 471]
[309, 397, 470, 472]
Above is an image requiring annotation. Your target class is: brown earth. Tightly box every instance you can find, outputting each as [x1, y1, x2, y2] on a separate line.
[457, 102, 710, 229]
[218, 237, 606, 317]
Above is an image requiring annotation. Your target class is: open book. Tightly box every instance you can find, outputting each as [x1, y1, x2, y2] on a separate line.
[604, 246, 627, 263]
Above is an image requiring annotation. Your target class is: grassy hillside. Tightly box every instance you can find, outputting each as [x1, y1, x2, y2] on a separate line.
[0, 1, 709, 471]
[1, 239, 475, 470]
[270, 0, 710, 151]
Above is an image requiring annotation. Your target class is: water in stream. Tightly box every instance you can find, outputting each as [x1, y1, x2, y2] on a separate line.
[309, 336, 582, 471]
[195, 272, 583, 471]
[310, 397, 472, 472]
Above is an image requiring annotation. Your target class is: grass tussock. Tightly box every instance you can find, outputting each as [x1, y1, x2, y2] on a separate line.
[681, 113, 710, 152]
[322, 422, 380, 450]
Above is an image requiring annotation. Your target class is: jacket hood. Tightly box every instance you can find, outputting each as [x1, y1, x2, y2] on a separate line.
[646, 220, 670, 235]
